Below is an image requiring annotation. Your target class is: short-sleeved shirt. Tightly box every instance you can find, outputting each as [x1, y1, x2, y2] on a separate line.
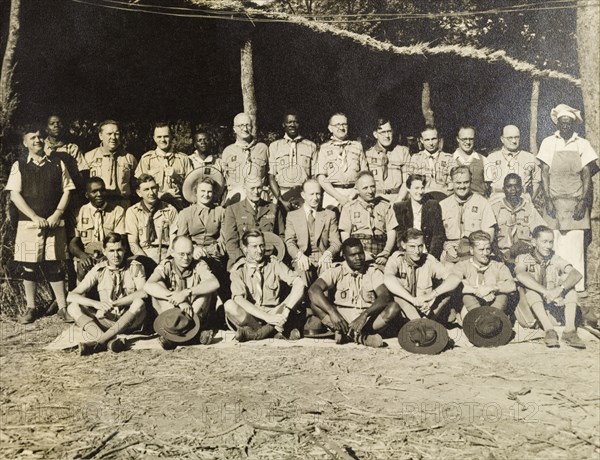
[125, 201, 178, 249]
[75, 202, 125, 250]
[484, 148, 540, 196]
[188, 152, 224, 173]
[537, 132, 598, 171]
[269, 135, 317, 189]
[365, 144, 410, 193]
[515, 252, 571, 289]
[491, 197, 546, 250]
[339, 197, 396, 237]
[404, 150, 456, 196]
[75, 259, 146, 303]
[45, 139, 89, 172]
[454, 258, 513, 289]
[231, 256, 300, 308]
[221, 141, 269, 190]
[315, 139, 367, 185]
[135, 150, 193, 197]
[84, 147, 138, 199]
[384, 253, 449, 297]
[318, 262, 384, 309]
[151, 258, 216, 293]
[440, 193, 496, 240]
[177, 203, 225, 247]
[5, 154, 75, 194]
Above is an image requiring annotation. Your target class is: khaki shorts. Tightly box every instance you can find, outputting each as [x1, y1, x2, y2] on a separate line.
[14, 221, 68, 263]
[336, 305, 366, 323]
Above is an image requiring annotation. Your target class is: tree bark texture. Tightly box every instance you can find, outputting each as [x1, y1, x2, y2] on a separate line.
[529, 79, 540, 155]
[0, 0, 21, 140]
[240, 38, 257, 136]
[421, 81, 434, 127]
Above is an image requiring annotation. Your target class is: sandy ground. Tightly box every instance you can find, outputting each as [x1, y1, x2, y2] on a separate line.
[0, 310, 599, 460]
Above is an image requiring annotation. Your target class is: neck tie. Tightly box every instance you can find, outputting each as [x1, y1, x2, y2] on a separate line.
[93, 209, 106, 242]
[141, 201, 160, 244]
[108, 154, 117, 188]
[307, 208, 315, 230]
[381, 152, 389, 182]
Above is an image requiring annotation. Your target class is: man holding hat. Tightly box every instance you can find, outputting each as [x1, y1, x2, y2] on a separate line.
[308, 238, 395, 347]
[515, 225, 585, 349]
[225, 229, 306, 342]
[144, 235, 220, 348]
[537, 104, 598, 297]
[125, 174, 178, 265]
[67, 233, 147, 356]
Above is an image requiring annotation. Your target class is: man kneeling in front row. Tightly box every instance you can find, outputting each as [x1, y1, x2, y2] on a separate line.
[225, 230, 306, 341]
[67, 233, 147, 355]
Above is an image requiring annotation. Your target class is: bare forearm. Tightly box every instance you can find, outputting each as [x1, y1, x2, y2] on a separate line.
[113, 290, 147, 308]
[308, 287, 339, 317]
[67, 292, 100, 308]
[383, 275, 415, 303]
[144, 281, 172, 300]
[317, 176, 344, 202]
[189, 278, 220, 297]
[283, 279, 305, 308]
[235, 296, 270, 322]
[516, 271, 547, 295]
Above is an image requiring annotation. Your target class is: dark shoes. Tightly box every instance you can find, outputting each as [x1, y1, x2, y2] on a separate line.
[199, 330, 214, 345]
[158, 336, 177, 350]
[562, 330, 586, 349]
[360, 333, 384, 349]
[18, 308, 37, 325]
[107, 338, 127, 353]
[544, 330, 560, 348]
[78, 341, 107, 356]
[274, 328, 302, 341]
[236, 324, 276, 342]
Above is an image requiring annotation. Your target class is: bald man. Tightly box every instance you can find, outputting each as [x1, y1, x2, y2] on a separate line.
[484, 125, 540, 200]
[221, 113, 269, 206]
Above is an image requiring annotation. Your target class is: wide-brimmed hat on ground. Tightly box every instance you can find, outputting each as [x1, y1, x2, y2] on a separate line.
[153, 309, 201, 343]
[303, 315, 335, 339]
[182, 166, 226, 203]
[398, 318, 449, 354]
[463, 306, 512, 347]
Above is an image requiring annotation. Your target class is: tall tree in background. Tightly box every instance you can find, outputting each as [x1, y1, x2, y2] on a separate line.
[0, 0, 20, 144]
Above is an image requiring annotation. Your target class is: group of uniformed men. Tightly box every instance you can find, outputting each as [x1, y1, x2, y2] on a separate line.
[7, 103, 597, 355]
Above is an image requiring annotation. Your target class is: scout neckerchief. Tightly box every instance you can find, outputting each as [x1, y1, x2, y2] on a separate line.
[157, 148, 176, 189]
[330, 138, 350, 172]
[425, 150, 439, 181]
[170, 259, 196, 292]
[469, 257, 491, 287]
[92, 203, 107, 242]
[403, 253, 426, 297]
[374, 143, 390, 181]
[454, 193, 472, 237]
[106, 264, 125, 301]
[237, 139, 257, 168]
[140, 200, 161, 245]
[501, 147, 520, 169]
[348, 265, 367, 305]
[246, 260, 265, 305]
[532, 249, 552, 288]
[101, 147, 118, 189]
[358, 198, 376, 232]
[284, 134, 303, 167]
[502, 197, 524, 247]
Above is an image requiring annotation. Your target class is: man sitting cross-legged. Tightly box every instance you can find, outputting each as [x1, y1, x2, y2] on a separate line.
[383, 229, 461, 324]
[67, 233, 147, 356]
[308, 238, 397, 347]
[224, 229, 306, 342]
[515, 225, 585, 349]
[144, 235, 220, 349]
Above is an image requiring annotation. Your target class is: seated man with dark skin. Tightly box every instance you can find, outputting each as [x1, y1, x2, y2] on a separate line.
[308, 238, 395, 347]
[515, 225, 585, 349]
[67, 233, 147, 356]
[144, 235, 220, 348]
[224, 229, 306, 342]
[453, 231, 516, 319]
[383, 229, 461, 323]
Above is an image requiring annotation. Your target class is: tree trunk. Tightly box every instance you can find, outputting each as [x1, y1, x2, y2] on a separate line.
[529, 79, 540, 155]
[576, 0, 600, 217]
[421, 81, 434, 127]
[0, 0, 21, 142]
[240, 38, 257, 136]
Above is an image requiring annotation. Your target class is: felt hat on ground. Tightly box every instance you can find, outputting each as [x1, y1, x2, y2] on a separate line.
[303, 315, 335, 339]
[182, 165, 226, 203]
[263, 231, 286, 261]
[153, 309, 201, 343]
[463, 306, 512, 347]
[398, 318, 449, 355]
[550, 104, 583, 125]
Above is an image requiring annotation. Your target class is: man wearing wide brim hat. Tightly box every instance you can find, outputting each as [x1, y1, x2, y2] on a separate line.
[537, 103, 598, 298]
[398, 318, 449, 354]
[462, 306, 512, 347]
[154, 308, 201, 349]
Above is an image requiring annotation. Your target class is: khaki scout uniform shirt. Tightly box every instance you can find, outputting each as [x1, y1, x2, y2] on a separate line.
[365, 144, 410, 194]
[318, 261, 384, 310]
[76, 259, 145, 303]
[269, 135, 317, 190]
[440, 193, 496, 240]
[221, 140, 269, 190]
[135, 149, 193, 197]
[84, 147, 138, 200]
[404, 150, 455, 196]
[45, 139, 88, 172]
[454, 258, 514, 289]
[188, 151, 224, 173]
[231, 256, 300, 309]
[515, 252, 571, 289]
[339, 197, 397, 237]
[484, 148, 540, 197]
[384, 253, 450, 297]
[491, 197, 546, 250]
[315, 139, 367, 185]
[152, 258, 217, 294]
[76, 202, 125, 253]
[125, 201, 178, 260]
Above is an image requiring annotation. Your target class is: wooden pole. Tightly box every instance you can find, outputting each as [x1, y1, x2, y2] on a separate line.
[240, 38, 257, 136]
[0, 0, 21, 141]
[421, 81, 434, 127]
[529, 79, 540, 155]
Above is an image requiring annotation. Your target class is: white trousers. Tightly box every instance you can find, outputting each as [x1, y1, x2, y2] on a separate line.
[553, 230, 585, 292]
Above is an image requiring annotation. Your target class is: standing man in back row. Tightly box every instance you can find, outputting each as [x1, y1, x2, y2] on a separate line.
[453, 125, 486, 197]
[315, 113, 367, 210]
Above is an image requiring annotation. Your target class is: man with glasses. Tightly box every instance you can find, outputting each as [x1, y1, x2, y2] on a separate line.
[484, 125, 540, 200]
[453, 125, 486, 196]
[221, 113, 269, 206]
[365, 118, 410, 202]
[315, 112, 367, 210]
